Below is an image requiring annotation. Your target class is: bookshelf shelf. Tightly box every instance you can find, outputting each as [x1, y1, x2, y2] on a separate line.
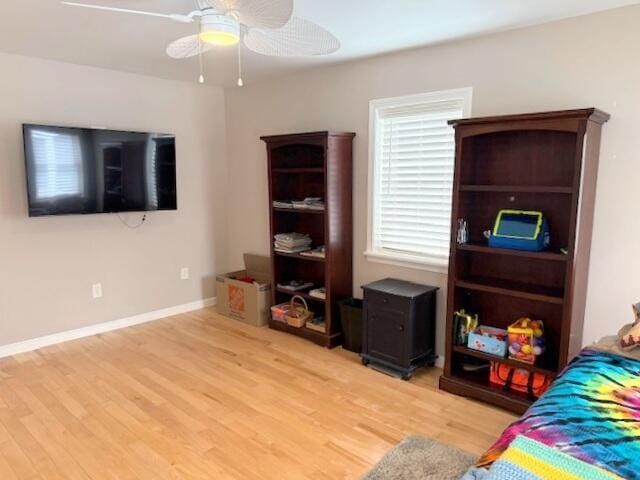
[274, 251, 326, 263]
[275, 287, 327, 303]
[456, 276, 564, 305]
[272, 167, 324, 174]
[457, 243, 568, 261]
[273, 207, 325, 215]
[459, 185, 573, 194]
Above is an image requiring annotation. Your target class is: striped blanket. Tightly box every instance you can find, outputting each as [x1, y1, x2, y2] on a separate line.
[484, 435, 622, 479]
[477, 349, 640, 479]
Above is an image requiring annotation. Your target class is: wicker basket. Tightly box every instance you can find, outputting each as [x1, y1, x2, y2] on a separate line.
[285, 296, 313, 328]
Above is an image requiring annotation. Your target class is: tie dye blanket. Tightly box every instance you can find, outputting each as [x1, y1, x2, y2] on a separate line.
[476, 348, 640, 479]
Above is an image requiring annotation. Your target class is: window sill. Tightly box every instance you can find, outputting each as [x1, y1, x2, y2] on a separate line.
[363, 250, 449, 274]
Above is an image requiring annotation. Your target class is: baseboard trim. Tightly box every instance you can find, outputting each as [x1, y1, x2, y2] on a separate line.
[0, 297, 217, 359]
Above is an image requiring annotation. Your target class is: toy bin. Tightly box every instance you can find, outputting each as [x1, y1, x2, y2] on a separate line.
[467, 326, 508, 357]
[270, 302, 290, 323]
[508, 318, 545, 364]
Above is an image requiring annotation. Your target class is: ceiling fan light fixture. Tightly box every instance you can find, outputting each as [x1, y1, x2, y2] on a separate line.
[199, 13, 240, 46]
[199, 30, 239, 46]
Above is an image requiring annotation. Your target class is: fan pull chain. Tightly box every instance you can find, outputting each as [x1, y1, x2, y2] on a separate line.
[198, 37, 205, 84]
[237, 38, 244, 87]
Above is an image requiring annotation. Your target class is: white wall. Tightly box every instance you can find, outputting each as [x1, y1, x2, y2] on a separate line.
[0, 52, 228, 346]
[224, 5, 640, 358]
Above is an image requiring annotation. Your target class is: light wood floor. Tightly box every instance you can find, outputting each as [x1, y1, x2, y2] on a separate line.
[0, 308, 515, 479]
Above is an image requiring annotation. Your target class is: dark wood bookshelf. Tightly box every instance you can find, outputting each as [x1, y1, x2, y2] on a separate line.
[262, 131, 355, 348]
[439, 108, 610, 414]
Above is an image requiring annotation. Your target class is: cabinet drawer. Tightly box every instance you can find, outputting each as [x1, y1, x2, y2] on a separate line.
[364, 290, 410, 313]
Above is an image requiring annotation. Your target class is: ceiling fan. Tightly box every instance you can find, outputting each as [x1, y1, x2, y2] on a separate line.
[61, 0, 340, 86]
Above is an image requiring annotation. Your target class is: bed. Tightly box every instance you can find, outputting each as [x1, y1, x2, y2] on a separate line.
[468, 347, 640, 479]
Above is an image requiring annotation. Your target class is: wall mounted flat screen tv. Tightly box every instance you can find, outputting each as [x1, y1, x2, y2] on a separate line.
[23, 124, 177, 217]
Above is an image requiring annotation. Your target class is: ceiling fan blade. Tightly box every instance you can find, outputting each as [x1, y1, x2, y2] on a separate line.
[207, 0, 293, 29]
[167, 35, 216, 59]
[61, 2, 195, 23]
[244, 17, 340, 57]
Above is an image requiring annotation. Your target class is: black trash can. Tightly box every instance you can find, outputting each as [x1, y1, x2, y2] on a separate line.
[340, 298, 363, 353]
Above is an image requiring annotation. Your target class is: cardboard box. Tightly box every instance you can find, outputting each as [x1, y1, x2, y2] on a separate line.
[216, 254, 272, 326]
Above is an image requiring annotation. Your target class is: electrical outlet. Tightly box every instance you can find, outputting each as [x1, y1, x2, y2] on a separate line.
[92, 283, 103, 299]
[180, 267, 190, 280]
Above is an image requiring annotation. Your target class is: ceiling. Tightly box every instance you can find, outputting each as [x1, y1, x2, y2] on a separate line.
[1, 0, 638, 86]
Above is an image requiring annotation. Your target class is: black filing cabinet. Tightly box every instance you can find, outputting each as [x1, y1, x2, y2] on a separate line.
[361, 279, 438, 380]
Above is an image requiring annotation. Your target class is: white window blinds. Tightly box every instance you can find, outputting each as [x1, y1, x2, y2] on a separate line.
[368, 89, 472, 270]
[30, 129, 84, 200]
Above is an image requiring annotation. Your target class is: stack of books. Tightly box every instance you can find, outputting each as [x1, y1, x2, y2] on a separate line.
[273, 198, 325, 211]
[274, 232, 312, 254]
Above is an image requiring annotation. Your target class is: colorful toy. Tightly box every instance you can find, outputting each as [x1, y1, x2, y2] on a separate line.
[619, 302, 640, 350]
[507, 317, 545, 364]
[454, 309, 478, 346]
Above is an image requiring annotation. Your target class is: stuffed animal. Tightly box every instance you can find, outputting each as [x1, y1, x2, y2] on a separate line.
[619, 303, 640, 350]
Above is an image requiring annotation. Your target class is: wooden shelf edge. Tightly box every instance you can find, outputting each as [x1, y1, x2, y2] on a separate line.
[459, 185, 574, 194]
[275, 287, 327, 304]
[455, 279, 564, 305]
[268, 320, 341, 348]
[273, 207, 325, 215]
[448, 108, 609, 127]
[451, 345, 557, 378]
[274, 251, 326, 263]
[261, 131, 356, 142]
[272, 168, 324, 174]
[439, 374, 531, 415]
[456, 243, 569, 262]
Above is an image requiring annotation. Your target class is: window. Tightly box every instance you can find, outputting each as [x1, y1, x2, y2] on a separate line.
[366, 88, 472, 273]
[30, 129, 84, 200]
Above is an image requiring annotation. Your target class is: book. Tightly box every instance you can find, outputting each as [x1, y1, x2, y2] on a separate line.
[292, 197, 325, 211]
[273, 201, 294, 209]
[300, 246, 325, 258]
[308, 287, 326, 300]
